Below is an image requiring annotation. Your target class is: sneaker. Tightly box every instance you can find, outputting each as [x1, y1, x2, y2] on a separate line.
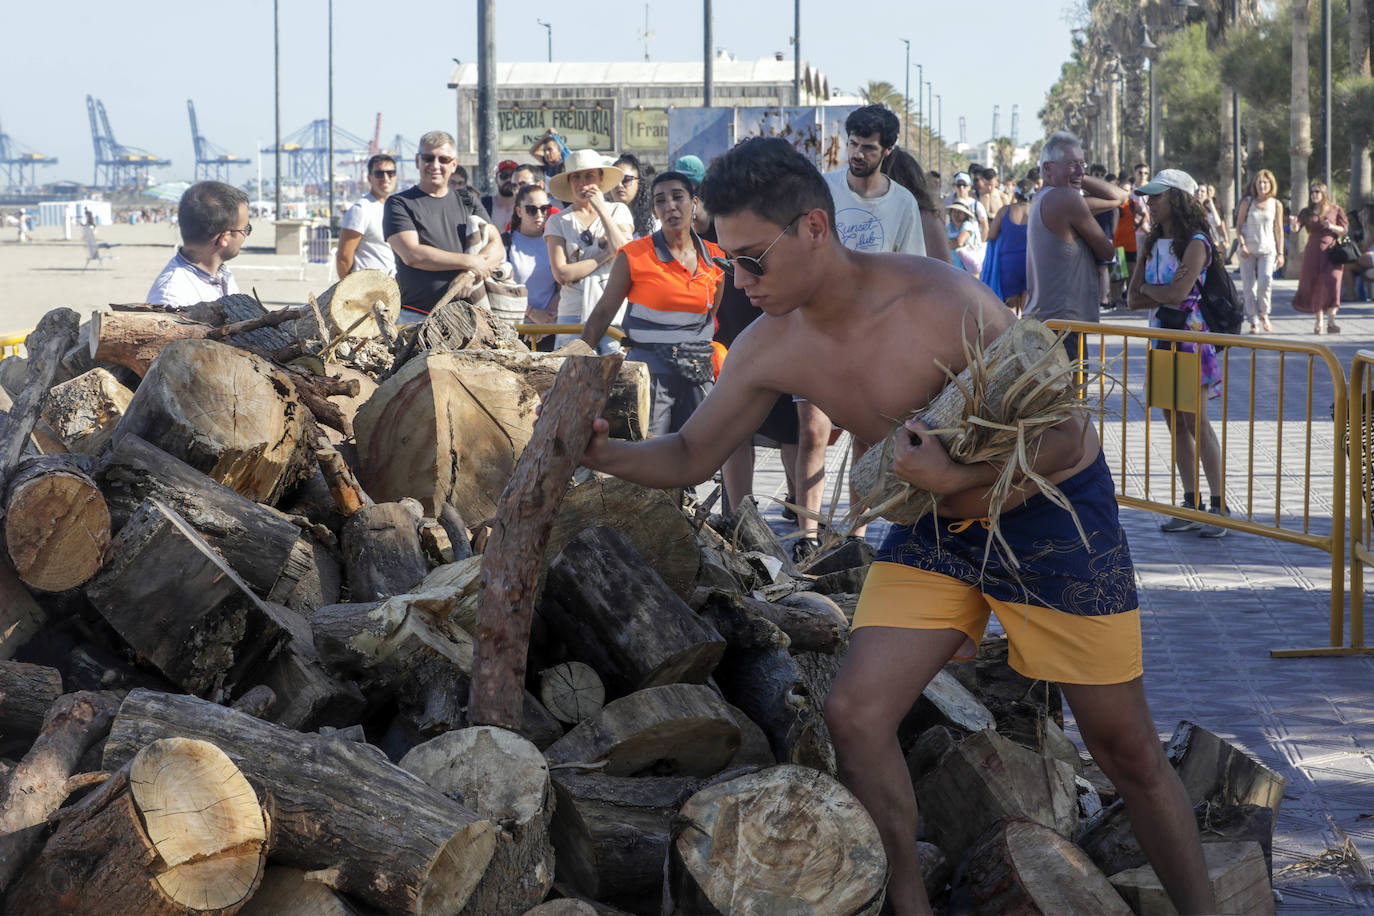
[1159, 505, 1202, 532]
[1199, 507, 1231, 539]
[792, 536, 821, 563]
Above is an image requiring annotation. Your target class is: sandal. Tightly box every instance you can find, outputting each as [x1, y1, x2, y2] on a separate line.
[1261, 316, 1273, 332]
[1327, 322, 1341, 334]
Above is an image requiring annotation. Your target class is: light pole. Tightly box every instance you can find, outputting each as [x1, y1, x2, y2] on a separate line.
[936, 93, 943, 183]
[793, 0, 801, 106]
[327, 0, 335, 232]
[901, 39, 910, 148]
[1141, 25, 1158, 172]
[703, 0, 713, 107]
[273, 0, 281, 220]
[477, 0, 496, 195]
[537, 19, 552, 62]
[1321, 0, 1332, 189]
[916, 63, 923, 162]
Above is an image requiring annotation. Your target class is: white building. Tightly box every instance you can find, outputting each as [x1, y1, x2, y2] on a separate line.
[954, 140, 1033, 172]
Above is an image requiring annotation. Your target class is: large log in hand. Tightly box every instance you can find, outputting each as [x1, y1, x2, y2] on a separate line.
[468, 353, 623, 730]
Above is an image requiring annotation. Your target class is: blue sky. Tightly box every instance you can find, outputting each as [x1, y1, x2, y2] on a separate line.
[3, 0, 1078, 186]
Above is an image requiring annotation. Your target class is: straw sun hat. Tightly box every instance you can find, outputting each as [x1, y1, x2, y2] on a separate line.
[548, 149, 624, 201]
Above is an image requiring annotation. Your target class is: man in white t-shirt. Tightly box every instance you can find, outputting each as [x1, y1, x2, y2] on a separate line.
[795, 105, 924, 558]
[146, 181, 249, 307]
[336, 154, 397, 277]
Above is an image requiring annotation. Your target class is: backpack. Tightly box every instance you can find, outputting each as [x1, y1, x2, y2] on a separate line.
[1198, 243, 1244, 341]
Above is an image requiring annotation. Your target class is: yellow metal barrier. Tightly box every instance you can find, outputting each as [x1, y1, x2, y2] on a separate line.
[1349, 350, 1374, 651]
[513, 323, 626, 343]
[0, 330, 29, 362]
[1048, 320, 1360, 657]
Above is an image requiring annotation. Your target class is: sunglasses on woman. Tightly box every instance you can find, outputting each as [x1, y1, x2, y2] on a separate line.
[523, 204, 552, 216]
[579, 228, 607, 249]
[711, 213, 803, 276]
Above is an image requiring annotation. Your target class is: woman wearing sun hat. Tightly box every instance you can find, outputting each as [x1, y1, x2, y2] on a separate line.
[544, 150, 635, 351]
[947, 199, 984, 274]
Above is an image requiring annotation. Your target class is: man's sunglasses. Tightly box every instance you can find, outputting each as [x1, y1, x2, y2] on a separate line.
[711, 213, 803, 277]
[372, 168, 397, 178]
[523, 204, 552, 216]
[222, 223, 252, 238]
[419, 153, 455, 165]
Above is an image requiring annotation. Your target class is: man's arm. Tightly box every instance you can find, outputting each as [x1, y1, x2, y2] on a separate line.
[336, 229, 362, 277]
[891, 409, 1088, 497]
[1057, 190, 1118, 261]
[387, 229, 491, 277]
[921, 211, 952, 263]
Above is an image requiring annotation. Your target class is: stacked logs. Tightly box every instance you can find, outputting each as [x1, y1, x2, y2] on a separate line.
[0, 278, 1278, 915]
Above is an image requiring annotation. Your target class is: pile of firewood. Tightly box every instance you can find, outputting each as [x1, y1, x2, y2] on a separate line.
[0, 274, 1281, 915]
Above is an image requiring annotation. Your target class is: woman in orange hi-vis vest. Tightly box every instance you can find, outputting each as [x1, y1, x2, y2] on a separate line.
[580, 170, 726, 435]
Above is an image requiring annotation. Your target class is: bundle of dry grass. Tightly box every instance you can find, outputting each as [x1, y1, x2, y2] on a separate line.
[848, 317, 1085, 566]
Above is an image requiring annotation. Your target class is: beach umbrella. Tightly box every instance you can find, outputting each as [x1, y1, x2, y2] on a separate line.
[141, 181, 191, 202]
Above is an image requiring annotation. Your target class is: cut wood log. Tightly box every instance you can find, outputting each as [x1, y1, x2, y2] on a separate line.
[116, 294, 298, 353]
[523, 901, 598, 916]
[95, 433, 300, 596]
[0, 690, 121, 891]
[7, 738, 268, 916]
[102, 688, 497, 916]
[243, 598, 365, 731]
[400, 727, 556, 915]
[265, 534, 341, 614]
[438, 502, 473, 561]
[543, 684, 741, 778]
[1080, 798, 1278, 879]
[469, 355, 622, 730]
[910, 727, 1078, 860]
[39, 368, 133, 455]
[671, 764, 887, 915]
[898, 668, 998, 745]
[1109, 840, 1274, 916]
[944, 633, 1064, 752]
[314, 269, 401, 338]
[0, 659, 62, 735]
[1166, 719, 1287, 816]
[539, 662, 605, 724]
[342, 501, 429, 601]
[0, 309, 81, 515]
[3, 455, 110, 592]
[544, 475, 698, 598]
[965, 817, 1133, 915]
[354, 350, 539, 520]
[86, 498, 286, 698]
[541, 527, 724, 699]
[88, 309, 214, 376]
[413, 298, 525, 353]
[113, 338, 314, 505]
[714, 495, 799, 578]
[238, 866, 366, 916]
[691, 587, 848, 654]
[550, 772, 699, 906]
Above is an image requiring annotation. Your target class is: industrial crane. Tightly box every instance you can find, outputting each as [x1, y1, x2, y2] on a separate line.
[86, 95, 170, 190]
[263, 120, 371, 194]
[188, 100, 246, 182]
[0, 117, 57, 190]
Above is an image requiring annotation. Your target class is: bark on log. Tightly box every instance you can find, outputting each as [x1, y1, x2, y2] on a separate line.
[965, 818, 1133, 915]
[3, 455, 110, 592]
[244, 598, 365, 731]
[113, 338, 314, 505]
[910, 727, 1078, 861]
[670, 764, 887, 915]
[1108, 840, 1275, 916]
[0, 309, 81, 515]
[544, 475, 698, 598]
[413, 298, 524, 353]
[714, 495, 799, 578]
[95, 433, 300, 596]
[0, 690, 121, 892]
[88, 310, 213, 376]
[691, 587, 848, 654]
[341, 502, 429, 601]
[400, 727, 556, 915]
[539, 662, 605, 724]
[238, 867, 366, 916]
[0, 554, 45, 660]
[541, 527, 724, 699]
[1166, 720, 1287, 815]
[469, 355, 622, 730]
[102, 688, 498, 916]
[543, 684, 741, 778]
[523, 902, 598, 916]
[265, 535, 341, 614]
[86, 498, 286, 698]
[7, 738, 268, 916]
[354, 350, 539, 520]
[0, 660, 62, 735]
[39, 368, 133, 456]
[550, 773, 698, 906]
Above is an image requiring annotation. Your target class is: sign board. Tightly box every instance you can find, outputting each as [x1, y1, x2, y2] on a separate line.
[622, 109, 669, 151]
[668, 105, 859, 173]
[495, 104, 615, 153]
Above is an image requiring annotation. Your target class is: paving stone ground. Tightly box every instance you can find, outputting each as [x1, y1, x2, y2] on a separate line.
[737, 276, 1374, 912]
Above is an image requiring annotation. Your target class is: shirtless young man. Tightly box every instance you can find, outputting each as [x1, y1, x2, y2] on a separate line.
[579, 137, 1214, 915]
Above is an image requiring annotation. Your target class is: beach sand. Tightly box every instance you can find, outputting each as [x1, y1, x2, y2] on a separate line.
[0, 222, 335, 340]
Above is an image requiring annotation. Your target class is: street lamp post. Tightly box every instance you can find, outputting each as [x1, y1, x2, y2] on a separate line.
[327, 0, 335, 233]
[1321, 0, 1332, 189]
[901, 39, 910, 148]
[703, 0, 713, 107]
[537, 19, 552, 62]
[936, 93, 943, 183]
[793, 0, 801, 106]
[916, 63, 923, 162]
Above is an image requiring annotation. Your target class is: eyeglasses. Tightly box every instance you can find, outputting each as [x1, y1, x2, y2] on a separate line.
[419, 153, 455, 165]
[620, 174, 639, 185]
[523, 204, 552, 216]
[711, 213, 803, 277]
[372, 169, 397, 178]
[222, 223, 252, 238]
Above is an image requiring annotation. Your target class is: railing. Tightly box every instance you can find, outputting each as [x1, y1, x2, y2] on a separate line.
[0, 331, 27, 362]
[1048, 320, 1361, 658]
[1348, 350, 1374, 653]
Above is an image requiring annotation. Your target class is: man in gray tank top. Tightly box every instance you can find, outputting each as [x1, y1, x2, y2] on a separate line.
[1024, 131, 1128, 341]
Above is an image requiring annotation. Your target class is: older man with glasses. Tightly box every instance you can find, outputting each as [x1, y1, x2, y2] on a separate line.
[147, 180, 251, 307]
[336, 153, 398, 278]
[384, 129, 505, 322]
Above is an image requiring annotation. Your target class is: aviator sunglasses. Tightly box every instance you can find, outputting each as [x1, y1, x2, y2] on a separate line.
[711, 213, 803, 276]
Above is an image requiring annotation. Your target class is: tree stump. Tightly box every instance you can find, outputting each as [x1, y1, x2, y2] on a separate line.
[400, 727, 556, 915]
[314, 270, 401, 339]
[542, 527, 724, 696]
[4, 455, 110, 592]
[539, 662, 605, 724]
[543, 684, 741, 778]
[113, 338, 314, 506]
[86, 498, 285, 698]
[355, 350, 538, 520]
[671, 764, 887, 915]
[341, 502, 430, 602]
[965, 818, 1133, 915]
[40, 368, 133, 455]
[102, 688, 497, 916]
[1166, 720, 1287, 815]
[8, 738, 268, 916]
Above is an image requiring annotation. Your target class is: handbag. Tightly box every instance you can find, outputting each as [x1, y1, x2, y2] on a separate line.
[649, 339, 716, 384]
[1330, 236, 1362, 265]
[1155, 306, 1189, 330]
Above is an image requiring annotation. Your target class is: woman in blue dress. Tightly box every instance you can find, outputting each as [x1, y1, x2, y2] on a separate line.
[987, 179, 1032, 313]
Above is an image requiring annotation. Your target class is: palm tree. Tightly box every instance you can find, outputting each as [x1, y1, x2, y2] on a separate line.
[859, 80, 904, 110]
[1288, 0, 1312, 277]
[994, 138, 1016, 177]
